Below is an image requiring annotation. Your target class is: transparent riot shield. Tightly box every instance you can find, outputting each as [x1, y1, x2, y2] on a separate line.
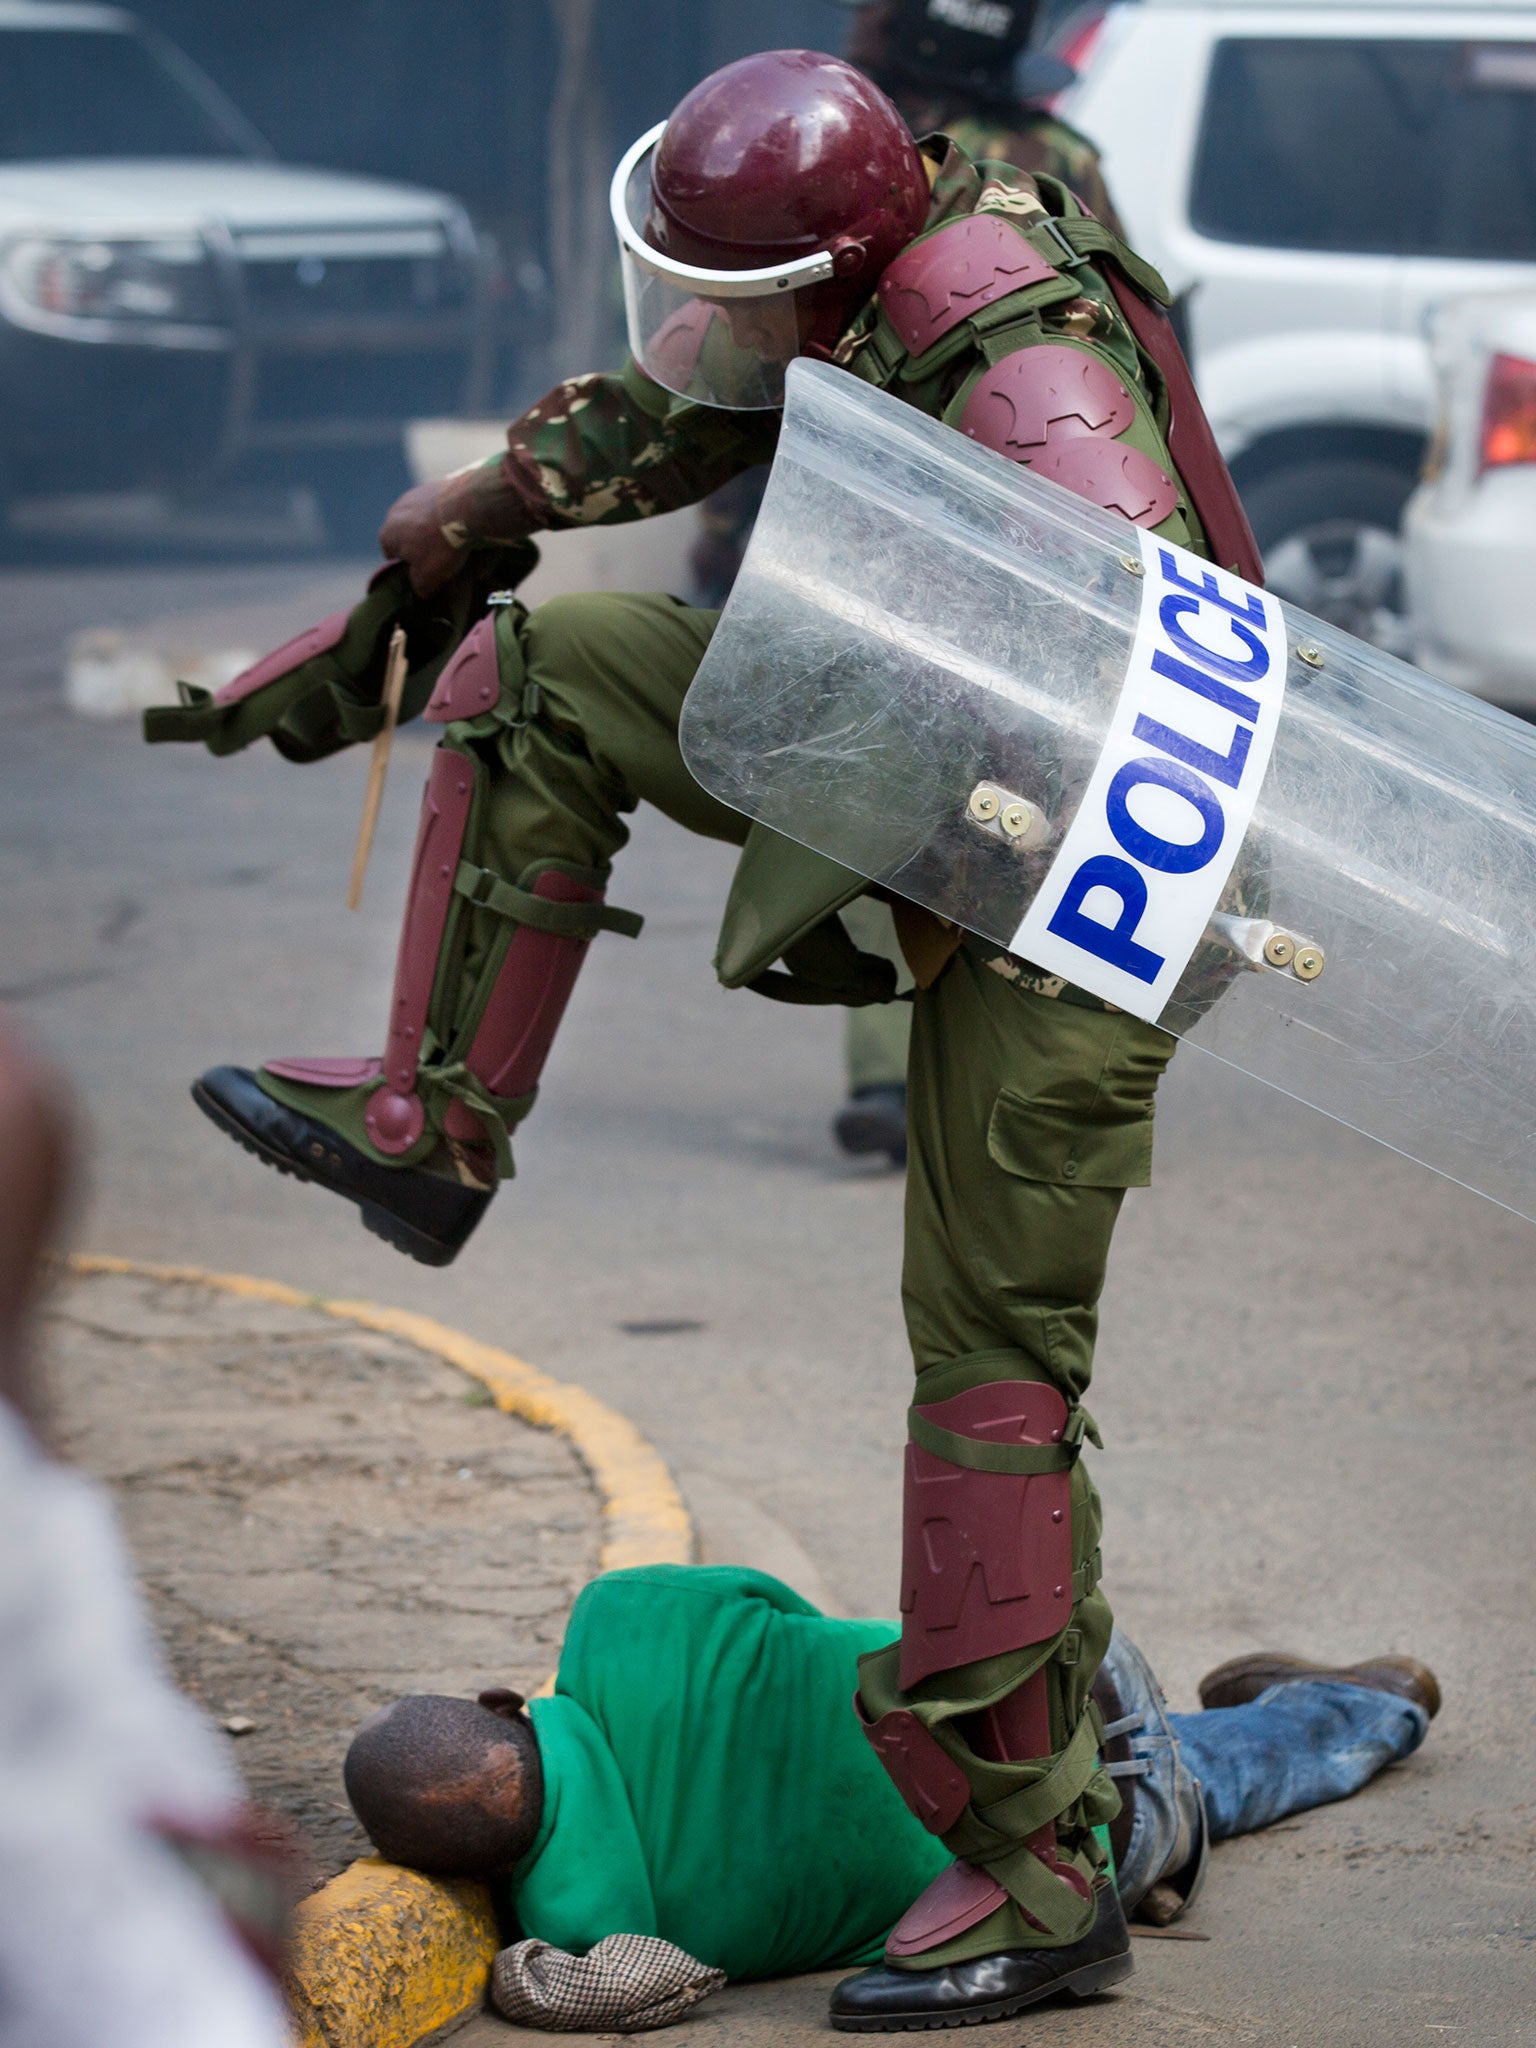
[680, 358, 1536, 1224]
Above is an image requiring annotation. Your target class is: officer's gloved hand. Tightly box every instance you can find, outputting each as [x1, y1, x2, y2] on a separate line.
[379, 480, 469, 598]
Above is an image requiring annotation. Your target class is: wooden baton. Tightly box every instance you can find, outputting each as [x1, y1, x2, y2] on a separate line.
[347, 624, 409, 911]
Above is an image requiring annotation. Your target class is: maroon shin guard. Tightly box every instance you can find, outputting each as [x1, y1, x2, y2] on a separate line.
[271, 732, 605, 1166]
[437, 868, 603, 1147]
[879, 1374, 1089, 1958]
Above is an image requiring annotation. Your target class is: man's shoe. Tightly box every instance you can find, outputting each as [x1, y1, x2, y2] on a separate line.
[192, 1066, 490, 1267]
[1197, 1651, 1441, 1720]
[834, 1084, 907, 1167]
[828, 1881, 1131, 2033]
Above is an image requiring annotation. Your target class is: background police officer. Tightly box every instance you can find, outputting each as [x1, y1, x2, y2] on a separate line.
[701, 0, 1129, 1172]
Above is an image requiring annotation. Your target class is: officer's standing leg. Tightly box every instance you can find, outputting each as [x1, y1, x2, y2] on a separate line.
[836, 940, 1174, 2028]
[195, 594, 738, 1265]
[835, 899, 912, 1167]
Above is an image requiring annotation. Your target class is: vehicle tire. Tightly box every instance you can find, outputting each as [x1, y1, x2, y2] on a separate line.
[1239, 456, 1419, 654]
[307, 444, 415, 556]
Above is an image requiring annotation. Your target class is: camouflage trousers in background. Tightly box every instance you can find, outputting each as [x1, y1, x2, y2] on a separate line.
[267, 589, 1176, 1956]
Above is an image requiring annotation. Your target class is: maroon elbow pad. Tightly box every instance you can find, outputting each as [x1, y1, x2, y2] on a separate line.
[213, 610, 350, 707]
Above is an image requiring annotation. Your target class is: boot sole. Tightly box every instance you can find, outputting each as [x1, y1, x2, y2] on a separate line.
[191, 1079, 467, 1268]
[833, 1107, 908, 1165]
[829, 1950, 1133, 2032]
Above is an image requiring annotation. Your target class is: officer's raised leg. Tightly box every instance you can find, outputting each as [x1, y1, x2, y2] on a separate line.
[195, 592, 736, 1263]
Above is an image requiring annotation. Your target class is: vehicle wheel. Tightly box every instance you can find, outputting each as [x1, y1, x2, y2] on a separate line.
[1240, 457, 1419, 654]
[306, 444, 415, 556]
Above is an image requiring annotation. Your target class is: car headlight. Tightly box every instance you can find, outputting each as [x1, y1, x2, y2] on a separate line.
[0, 236, 225, 337]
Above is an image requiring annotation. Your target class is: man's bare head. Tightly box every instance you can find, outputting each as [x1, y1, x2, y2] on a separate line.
[343, 1690, 543, 1877]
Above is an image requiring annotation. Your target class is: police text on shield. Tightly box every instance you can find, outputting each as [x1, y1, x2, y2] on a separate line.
[1011, 532, 1286, 1023]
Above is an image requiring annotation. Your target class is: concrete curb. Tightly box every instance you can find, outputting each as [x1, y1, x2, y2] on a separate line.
[67, 1255, 696, 2047]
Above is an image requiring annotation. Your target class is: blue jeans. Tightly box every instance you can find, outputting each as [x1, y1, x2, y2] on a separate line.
[1168, 1682, 1430, 1841]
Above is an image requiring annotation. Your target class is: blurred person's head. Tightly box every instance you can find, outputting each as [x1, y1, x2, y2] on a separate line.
[0, 1013, 76, 1435]
[344, 1688, 543, 1877]
[844, 0, 1040, 111]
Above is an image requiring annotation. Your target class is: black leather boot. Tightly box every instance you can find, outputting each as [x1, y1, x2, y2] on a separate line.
[829, 1881, 1132, 2033]
[193, 1066, 490, 1267]
[833, 1083, 908, 1166]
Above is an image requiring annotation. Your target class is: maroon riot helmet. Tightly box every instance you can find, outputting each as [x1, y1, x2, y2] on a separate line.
[610, 50, 930, 410]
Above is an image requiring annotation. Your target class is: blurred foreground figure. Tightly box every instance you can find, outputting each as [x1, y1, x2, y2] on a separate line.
[153, 46, 1261, 2031]
[339, 1566, 1437, 2033]
[0, 1020, 292, 2048]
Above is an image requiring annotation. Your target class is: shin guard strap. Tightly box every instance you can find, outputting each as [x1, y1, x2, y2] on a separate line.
[907, 1413, 1078, 1475]
[967, 1708, 1105, 1849]
[454, 862, 643, 939]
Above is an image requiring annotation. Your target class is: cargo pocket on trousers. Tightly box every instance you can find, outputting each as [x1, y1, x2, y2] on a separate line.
[985, 1089, 1154, 1190]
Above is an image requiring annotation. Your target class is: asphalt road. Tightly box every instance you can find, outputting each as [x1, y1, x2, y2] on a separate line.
[5, 531, 1532, 2047]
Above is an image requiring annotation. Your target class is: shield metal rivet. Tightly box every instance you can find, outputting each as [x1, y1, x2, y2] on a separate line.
[1119, 552, 1144, 577]
[1293, 946, 1325, 981]
[1264, 932, 1296, 968]
[969, 788, 1001, 822]
[1297, 643, 1325, 669]
[1000, 802, 1031, 837]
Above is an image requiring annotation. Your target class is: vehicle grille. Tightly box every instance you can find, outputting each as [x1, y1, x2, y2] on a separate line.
[230, 223, 474, 324]
[252, 347, 468, 426]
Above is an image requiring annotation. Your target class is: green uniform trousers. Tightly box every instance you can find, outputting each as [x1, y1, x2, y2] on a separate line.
[409, 590, 1177, 1952]
[841, 898, 913, 1096]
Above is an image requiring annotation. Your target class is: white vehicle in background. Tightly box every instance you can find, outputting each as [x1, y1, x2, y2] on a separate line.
[1404, 293, 1536, 705]
[0, 0, 489, 543]
[1056, 0, 1536, 650]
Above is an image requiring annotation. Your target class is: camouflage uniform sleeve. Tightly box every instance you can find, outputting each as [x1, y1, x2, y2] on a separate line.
[436, 359, 780, 544]
[938, 112, 1126, 238]
[1003, 115, 1125, 239]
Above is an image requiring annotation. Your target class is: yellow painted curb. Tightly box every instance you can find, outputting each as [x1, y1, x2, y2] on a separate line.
[285, 1863, 499, 2048]
[67, 1255, 694, 1575]
[66, 1254, 696, 2047]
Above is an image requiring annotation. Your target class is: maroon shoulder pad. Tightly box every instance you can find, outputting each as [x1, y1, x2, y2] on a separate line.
[961, 344, 1136, 459]
[1026, 438, 1179, 528]
[214, 610, 350, 707]
[878, 215, 1058, 356]
[425, 614, 500, 723]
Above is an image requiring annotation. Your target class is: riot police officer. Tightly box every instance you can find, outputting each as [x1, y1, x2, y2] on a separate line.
[158, 49, 1259, 2031]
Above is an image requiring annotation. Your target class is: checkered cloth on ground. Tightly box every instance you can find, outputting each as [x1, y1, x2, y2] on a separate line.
[491, 1933, 727, 2032]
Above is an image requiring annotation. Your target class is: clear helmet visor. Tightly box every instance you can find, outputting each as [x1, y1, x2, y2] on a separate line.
[610, 125, 836, 412]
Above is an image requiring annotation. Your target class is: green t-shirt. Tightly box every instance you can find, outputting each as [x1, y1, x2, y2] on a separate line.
[509, 1565, 951, 1980]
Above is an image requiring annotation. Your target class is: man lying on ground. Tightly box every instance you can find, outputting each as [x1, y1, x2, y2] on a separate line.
[342, 1565, 1437, 2034]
